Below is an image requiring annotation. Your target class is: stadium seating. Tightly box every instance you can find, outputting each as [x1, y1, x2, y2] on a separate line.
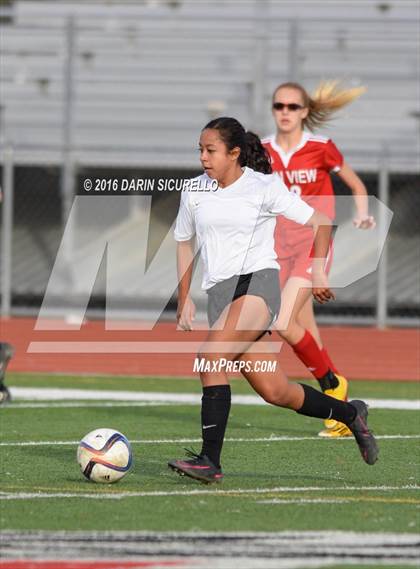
[1, 0, 418, 166]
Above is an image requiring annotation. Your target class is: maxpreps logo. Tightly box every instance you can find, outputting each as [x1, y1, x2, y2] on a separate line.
[31, 193, 393, 350]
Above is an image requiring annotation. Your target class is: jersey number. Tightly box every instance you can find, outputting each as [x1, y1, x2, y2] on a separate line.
[289, 184, 302, 196]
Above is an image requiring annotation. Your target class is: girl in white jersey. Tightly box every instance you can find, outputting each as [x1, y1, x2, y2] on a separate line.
[168, 117, 378, 484]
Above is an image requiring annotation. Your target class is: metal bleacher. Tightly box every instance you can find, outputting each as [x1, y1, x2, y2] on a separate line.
[1, 0, 419, 169]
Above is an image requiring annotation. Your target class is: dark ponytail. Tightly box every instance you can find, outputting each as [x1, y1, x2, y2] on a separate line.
[244, 131, 272, 174]
[203, 117, 272, 175]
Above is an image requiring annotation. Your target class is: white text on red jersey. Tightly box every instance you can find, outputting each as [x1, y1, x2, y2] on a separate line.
[278, 169, 317, 184]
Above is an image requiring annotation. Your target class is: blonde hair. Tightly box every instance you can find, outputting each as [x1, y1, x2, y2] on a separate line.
[272, 80, 366, 131]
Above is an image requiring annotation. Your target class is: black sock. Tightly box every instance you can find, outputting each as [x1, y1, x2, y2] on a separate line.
[318, 370, 339, 392]
[200, 384, 231, 468]
[297, 384, 357, 425]
[0, 343, 13, 383]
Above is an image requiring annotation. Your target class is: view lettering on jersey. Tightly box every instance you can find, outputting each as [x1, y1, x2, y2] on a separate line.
[278, 169, 317, 185]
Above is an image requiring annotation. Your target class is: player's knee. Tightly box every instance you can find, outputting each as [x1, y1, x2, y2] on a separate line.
[261, 385, 289, 406]
[276, 327, 294, 343]
[196, 351, 232, 366]
[274, 312, 291, 331]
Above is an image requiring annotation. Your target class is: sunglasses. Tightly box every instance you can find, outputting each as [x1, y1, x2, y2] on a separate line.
[272, 102, 304, 111]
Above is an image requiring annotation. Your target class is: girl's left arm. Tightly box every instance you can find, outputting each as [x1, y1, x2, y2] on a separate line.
[336, 162, 376, 229]
[305, 211, 335, 304]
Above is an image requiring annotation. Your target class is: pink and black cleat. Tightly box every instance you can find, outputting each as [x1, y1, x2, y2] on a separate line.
[347, 400, 379, 465]
[168, 449, 223, 484]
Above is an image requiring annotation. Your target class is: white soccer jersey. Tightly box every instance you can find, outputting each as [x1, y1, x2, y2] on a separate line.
[174, 167, 314, 290]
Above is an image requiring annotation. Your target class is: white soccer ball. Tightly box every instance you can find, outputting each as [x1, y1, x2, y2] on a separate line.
[77, 428, 133, 484]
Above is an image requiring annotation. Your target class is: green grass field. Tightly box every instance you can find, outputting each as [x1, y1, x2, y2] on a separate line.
[1, 373, 419, 537]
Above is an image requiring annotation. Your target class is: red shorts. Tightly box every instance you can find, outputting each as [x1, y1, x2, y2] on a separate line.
[277, 238, 334, 290]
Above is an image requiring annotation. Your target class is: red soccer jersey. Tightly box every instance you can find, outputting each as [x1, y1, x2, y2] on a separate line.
[262, 132, 343, 253]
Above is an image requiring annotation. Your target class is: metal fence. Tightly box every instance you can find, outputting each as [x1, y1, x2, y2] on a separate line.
[1, 148, 419, 327]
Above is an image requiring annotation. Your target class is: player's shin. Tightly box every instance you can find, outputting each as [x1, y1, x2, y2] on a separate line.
[296, 383, 356, 425]
[200, 384, 231, 468]
[292, 330, 339, 390]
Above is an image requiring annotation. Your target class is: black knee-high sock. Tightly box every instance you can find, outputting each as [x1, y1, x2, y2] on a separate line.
[297, 384, 357, 425]
[200, 384, 231, 468]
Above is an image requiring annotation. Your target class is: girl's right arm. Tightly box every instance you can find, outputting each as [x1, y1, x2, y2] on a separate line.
[176, 238, 196, 331]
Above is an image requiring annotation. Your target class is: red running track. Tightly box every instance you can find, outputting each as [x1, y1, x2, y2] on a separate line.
[0, 562, 186, 569]
[1, 317, 419, 381]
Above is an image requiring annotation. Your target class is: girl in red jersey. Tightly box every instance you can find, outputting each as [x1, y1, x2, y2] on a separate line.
[262, 81, 375, 438]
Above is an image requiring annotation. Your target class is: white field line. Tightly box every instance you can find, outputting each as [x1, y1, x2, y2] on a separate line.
[5, 402, 182, 409]
[8, 387, 420, 410]
[1, 434, 419, 447]
[0, 485, 419, 501]
[0, 529, 418, 541]
[257, 498, 355, 504]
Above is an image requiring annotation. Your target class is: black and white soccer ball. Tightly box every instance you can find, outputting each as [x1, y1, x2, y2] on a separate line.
[77, 428, 133, 484]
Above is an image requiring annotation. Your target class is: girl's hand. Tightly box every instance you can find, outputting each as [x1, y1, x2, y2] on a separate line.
[177, 296, 196, 331]
[312, 270, 336, 304]
[353, 215, 376, 229]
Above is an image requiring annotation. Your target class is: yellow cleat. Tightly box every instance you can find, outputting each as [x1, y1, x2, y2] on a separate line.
[323, 418, 338, 430]
[318, 421, 353, 438]
[321, 374, 350, 434]
[324, 374, 349, 401]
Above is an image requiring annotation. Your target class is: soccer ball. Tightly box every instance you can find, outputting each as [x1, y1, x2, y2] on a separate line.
[77, 428, 133, 484]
